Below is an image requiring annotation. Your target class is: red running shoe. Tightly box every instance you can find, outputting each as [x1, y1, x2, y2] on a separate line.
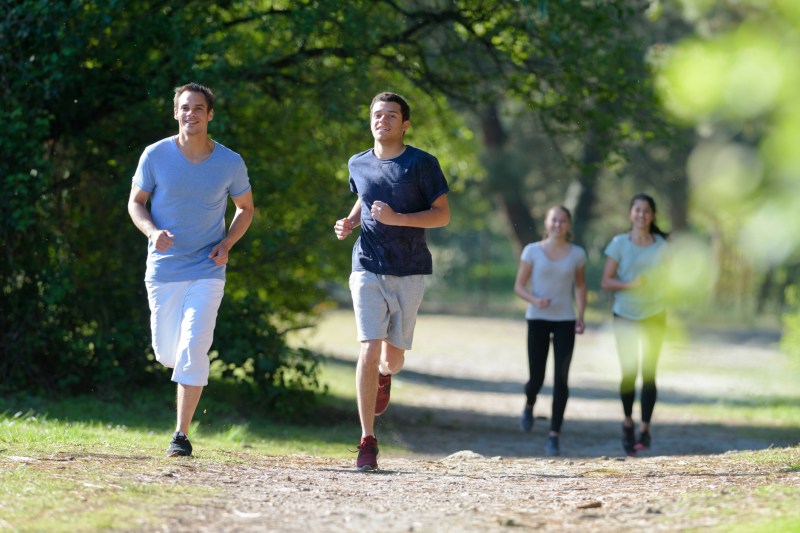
[635, 431, 651, 451]
[375, 373, 392, 416]
[357, 435, 379, 471]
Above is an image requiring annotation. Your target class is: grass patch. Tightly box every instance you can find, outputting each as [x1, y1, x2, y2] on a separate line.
[734, 447, 800, 470]
[0, 357, 396, 531]
[0, 377, 390, 461]
[0, 457, 217, 532]
[676, 484, 800, 533]
[670, 400, 800, 428]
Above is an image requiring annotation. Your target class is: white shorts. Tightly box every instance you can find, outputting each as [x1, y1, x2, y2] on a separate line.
[145, 278, 225, 386]
[349, 271, 425, 350]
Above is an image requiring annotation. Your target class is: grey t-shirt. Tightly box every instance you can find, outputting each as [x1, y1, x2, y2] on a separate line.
[133, 137, 251, 282]
[520, 242, 586, 321]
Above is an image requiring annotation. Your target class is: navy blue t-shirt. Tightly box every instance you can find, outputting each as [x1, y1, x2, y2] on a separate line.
[349, 145, 449, 276]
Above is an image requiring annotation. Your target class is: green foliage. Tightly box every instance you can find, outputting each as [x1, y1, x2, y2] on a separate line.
[657, 1, 800, 267]
[0, 1, 492, 404]
[654, 0, 800, 333]
[9, 0, 755, 408]
[781, 285, 800, 366]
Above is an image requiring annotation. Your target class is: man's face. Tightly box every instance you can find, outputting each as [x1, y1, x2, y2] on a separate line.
[174, 91, 213, 136]
[370, 101, 408, 144]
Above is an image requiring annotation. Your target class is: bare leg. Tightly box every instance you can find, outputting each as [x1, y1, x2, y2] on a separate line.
[357, 339, 407, 437]
[379, 340, 405, 375]
[356, 340, 382, 438]
[176, 383, 203, 435]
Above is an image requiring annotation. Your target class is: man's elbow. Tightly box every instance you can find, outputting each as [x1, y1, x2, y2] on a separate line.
[127, 201, 141, 218]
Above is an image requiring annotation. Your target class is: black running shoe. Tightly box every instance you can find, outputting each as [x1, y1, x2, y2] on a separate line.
[545, 436, 560, 457]
[622, 423, 636, 456]
[166, 432, 192, 457]
[520, 408, 534, 432]
[635, 431, 651, 451]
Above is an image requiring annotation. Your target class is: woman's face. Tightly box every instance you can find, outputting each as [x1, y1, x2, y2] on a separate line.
[545, 208, 571, 238]
[629, 199, 654, 231]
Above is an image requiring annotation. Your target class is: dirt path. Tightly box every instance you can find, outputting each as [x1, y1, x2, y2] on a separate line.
[155, 450, 796, 532]
[302, 312, 796, 459]
[146, 312, 798, 533]
[10, 312, 795, 532]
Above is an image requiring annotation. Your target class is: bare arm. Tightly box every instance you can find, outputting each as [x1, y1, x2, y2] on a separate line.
[601, 256, 640, 291]
[513, 259, 550, 309]
[334, 198, 363, 240]
[127, 185, 174, 251]
[209, 189, 255, 266]
[371, 193, 450, 228]
[574, 263, 587, 333]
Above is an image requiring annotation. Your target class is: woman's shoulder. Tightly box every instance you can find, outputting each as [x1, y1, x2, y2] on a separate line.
[570, 243, 587, 258]
[521, 241, 543, 257]
[605, 233, 628, 249]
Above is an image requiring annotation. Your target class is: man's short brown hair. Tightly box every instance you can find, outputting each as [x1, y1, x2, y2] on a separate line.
[173, 82, 215, 111]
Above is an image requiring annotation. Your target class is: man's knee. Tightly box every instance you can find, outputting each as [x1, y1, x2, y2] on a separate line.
[381, 342, 405, 374]
[359, 340, 383, 365]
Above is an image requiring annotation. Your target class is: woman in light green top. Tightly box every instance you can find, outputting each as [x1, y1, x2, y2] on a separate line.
[601, 193, 668, 457]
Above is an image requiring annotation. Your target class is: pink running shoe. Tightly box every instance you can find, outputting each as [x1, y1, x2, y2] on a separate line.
[375, 373, 392, 416]
[357, 435, 379, 471]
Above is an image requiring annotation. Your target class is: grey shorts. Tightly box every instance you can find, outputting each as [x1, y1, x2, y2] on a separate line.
[348, 271, 425, 350]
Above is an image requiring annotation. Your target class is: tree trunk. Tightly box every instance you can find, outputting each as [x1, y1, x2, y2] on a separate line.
[569, 128, 604, 247]
[479, 104, 538, 252]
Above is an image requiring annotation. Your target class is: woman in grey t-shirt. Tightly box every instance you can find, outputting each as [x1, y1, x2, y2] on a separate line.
[602, 193, 669, 457]
[513, 205, 587, 456]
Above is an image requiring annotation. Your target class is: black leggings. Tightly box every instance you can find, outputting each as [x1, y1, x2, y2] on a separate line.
[613, 312, 666, 423]
[524, 319, 576, 433]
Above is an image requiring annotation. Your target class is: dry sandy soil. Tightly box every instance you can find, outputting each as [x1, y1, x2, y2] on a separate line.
[148, 312, 799, 532]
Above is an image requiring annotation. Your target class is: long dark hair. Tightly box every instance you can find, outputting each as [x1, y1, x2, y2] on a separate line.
[630, 193, 669, 239]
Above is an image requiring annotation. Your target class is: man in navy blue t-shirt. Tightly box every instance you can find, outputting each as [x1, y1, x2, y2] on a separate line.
[334, 92, 450, 471]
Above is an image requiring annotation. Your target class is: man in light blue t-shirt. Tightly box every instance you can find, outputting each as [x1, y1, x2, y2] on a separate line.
[128, 83, 254, 457]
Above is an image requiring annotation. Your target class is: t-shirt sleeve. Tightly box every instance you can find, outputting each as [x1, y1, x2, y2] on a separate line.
[229, 157, 251, 198]
[520, 243, 536, 264]
[418, 154, 449, 205]
[132, 149, 155, 193]
[576, 246, 587, 268]
[348, 154, 360, 195]
[604, 235, 623, 263]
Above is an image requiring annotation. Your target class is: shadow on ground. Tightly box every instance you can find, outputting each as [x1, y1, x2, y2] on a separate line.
[322, 355, 800, 460]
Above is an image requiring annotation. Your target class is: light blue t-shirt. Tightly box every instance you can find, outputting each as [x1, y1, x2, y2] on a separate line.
[133, 137, 251, 282]
[604, 233, 667, 320]
[520, 242, 586, 321]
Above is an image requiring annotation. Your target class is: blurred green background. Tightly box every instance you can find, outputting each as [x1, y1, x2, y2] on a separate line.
[3, 0, 799, 411]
